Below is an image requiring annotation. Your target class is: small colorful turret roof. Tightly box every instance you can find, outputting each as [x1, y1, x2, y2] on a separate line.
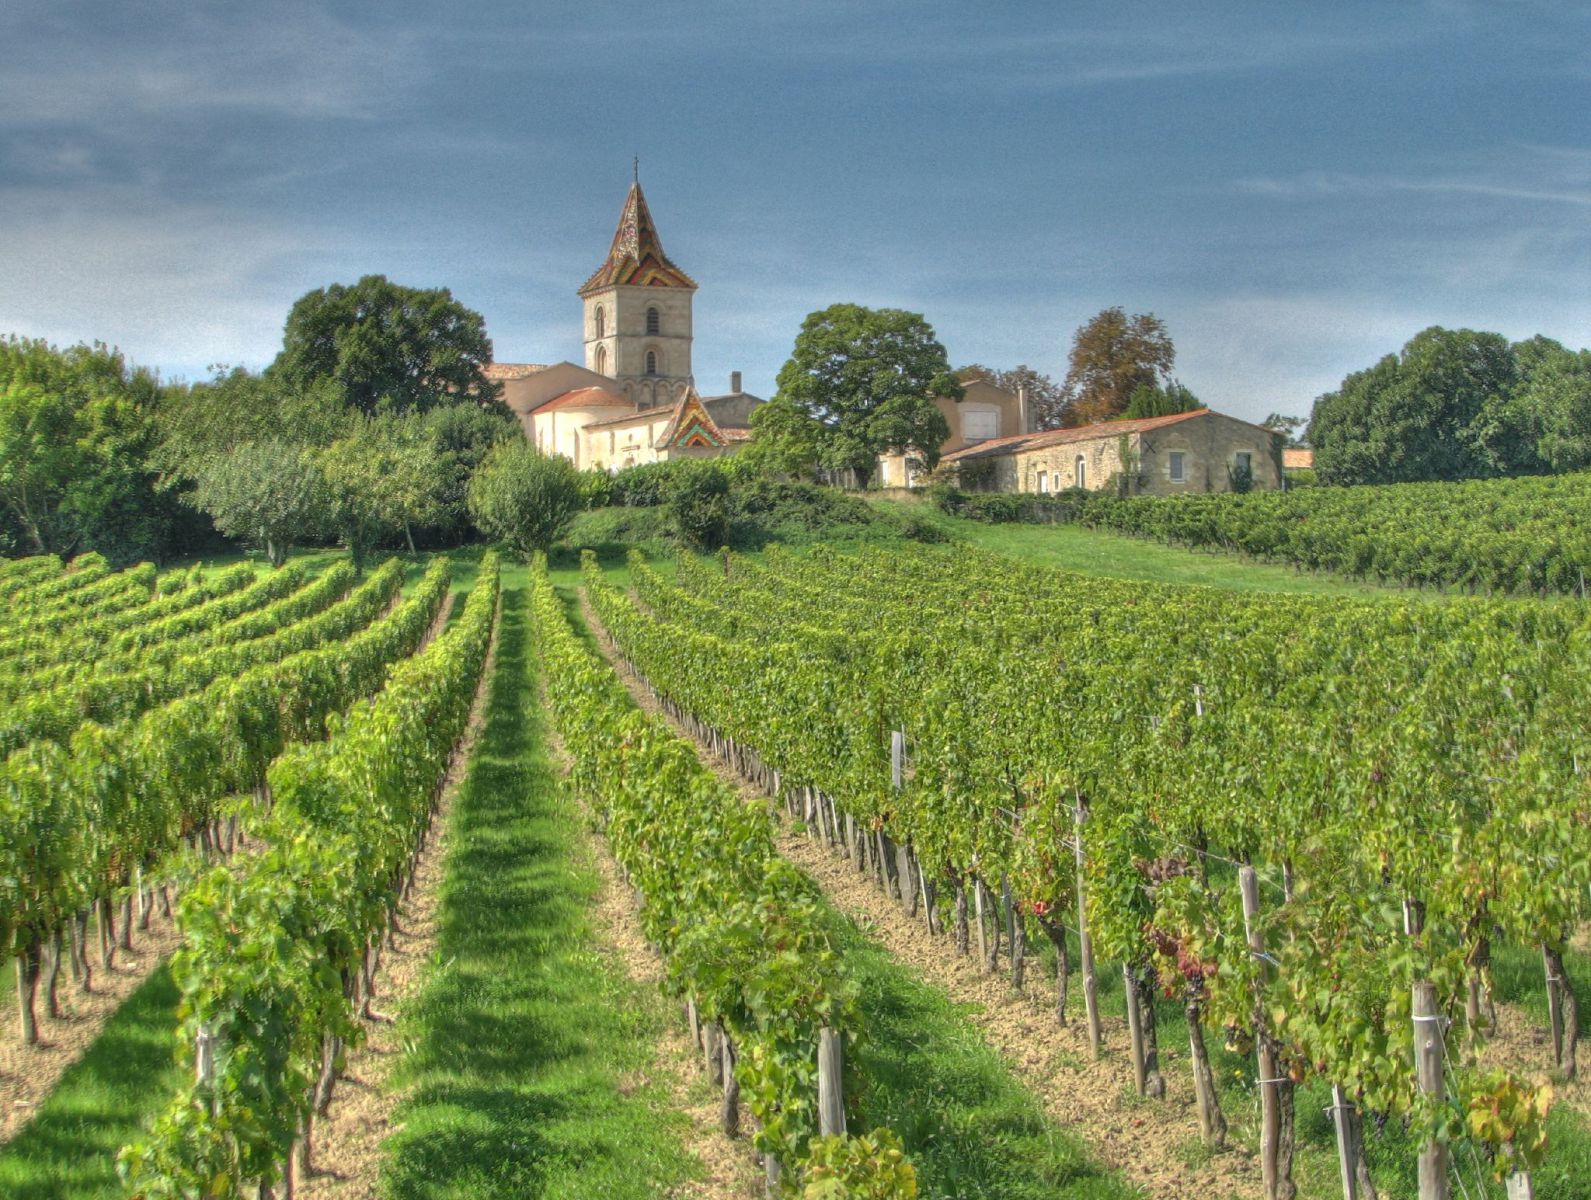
[578, 180, 697, 297]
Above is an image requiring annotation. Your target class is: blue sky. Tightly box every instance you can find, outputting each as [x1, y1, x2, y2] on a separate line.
[3, 1, 1587, 423]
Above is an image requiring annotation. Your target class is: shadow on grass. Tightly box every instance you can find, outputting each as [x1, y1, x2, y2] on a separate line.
[380, 587, 697, 1200]
[0, 967, 184, 1200]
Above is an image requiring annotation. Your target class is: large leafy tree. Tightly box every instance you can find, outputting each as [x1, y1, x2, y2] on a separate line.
[960, 364, 1069, 430]
[1500, 337, 1591, 474]
[1062, 307, 1175, 425]
[1309, 327, 1518, 486]
[0, 337, 198, 562]
[317, 416, 452, 568]
[273, 275, 503, 417]
[771, 304, 958, 487]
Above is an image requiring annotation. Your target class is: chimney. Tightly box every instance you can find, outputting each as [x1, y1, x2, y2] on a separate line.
[1017, 384, 1031, 433]
[730, 370, 742, 394]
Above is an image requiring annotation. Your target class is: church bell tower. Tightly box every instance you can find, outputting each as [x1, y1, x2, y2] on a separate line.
[578, 174, 697, 408]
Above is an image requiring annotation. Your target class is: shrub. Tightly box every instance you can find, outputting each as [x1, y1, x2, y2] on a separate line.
[466, 443, 583, 558]
[665, 460, 732, 550]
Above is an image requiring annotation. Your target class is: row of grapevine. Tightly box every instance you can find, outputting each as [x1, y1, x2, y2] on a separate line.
[0, 559, 384, 755]
[533, 560, 916, 1197]
[0, 563, 254, 676]
[1071, 471, 1591, 594]
[1, 561, 161, 640]
[1, 558, 451, 1048]
[121, 554, 500, 1200]
[8, 551, 113, 609]
[0, 553, 61, 597]
[592, 544, 1583, 1199]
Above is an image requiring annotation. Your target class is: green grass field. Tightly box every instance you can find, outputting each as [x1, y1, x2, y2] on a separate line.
[380, 585, 704, 1199]
[866, 499, 1452, 599]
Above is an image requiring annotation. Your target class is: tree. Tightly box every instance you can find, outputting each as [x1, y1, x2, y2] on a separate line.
[417, 402, 521, 544]
[1498, 337, 1591, 474]
[1062, 308, 1175, 425]
[664, 460, 731, 550]
[1260, 413, 1308, 447]
[317, 417, 451, 569]
[0, 337, 199, 563]
[1120, 381, 1205, 420]
[185, 440, 325, 567]
[960, 364, 1070, 430]
[773, 304, 958, 487]
[1308, 327, 1517, 486]
[466, 442, 582, 558]
[273, 275, 503, 417]
[746, 395, 825, 479]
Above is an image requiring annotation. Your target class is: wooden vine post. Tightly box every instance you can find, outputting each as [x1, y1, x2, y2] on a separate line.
[1406, 900, 1449, 1200]
[1240, 865, 1285, 1200]
[1074, 794, 1102, 1056]
[818, 1026, 846, 1136]
[1329, 1084, 1360, 1200]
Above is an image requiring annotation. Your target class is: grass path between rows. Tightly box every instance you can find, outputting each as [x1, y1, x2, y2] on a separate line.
[378, 586, 704, 1199]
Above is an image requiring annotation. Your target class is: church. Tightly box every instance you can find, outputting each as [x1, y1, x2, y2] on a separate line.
[485, 178, 761, 471]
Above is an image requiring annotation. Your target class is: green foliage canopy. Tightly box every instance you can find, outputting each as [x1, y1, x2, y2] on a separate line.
[770, 304, 957, 486]
[466, 442, 583, 558]
[273, 274, 503, 417]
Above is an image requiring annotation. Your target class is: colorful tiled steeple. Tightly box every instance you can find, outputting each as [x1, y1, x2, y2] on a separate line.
[578, 180, 697, 297]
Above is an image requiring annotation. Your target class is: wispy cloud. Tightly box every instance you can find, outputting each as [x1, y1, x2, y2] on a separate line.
[0, 4, 425, 129]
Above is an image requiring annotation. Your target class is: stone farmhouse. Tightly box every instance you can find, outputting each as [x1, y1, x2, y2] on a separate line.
[941, 408, 1283, 495]
[875, 368, 1032, 488]
[484, 178, 760, 472]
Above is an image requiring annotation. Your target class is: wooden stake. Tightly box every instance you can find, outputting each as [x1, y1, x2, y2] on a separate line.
[818, 1026, 845, 1136]
[1241, 866, 1283, 1200]
[1330, 1084, 1361, 1200]
[720, 1027, 740, 1136]
[1075, 796, 1102, 1056]
[1124, 963, 1149, 1095]
[1412, 980, 1448, 1200]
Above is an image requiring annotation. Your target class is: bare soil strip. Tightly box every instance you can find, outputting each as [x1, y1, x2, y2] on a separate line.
[579, 589, 1260, 1200]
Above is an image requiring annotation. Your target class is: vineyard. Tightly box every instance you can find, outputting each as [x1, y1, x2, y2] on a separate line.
[1, 540, 1587, 1200]
[585, 542, 1591, 1199]
[1067, 472, 1591, 595]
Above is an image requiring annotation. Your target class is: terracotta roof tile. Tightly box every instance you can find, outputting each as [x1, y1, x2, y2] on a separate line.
[583, 403, 674, 430]
[943, 409, 1215, 463]
[482, 362, 550, 380]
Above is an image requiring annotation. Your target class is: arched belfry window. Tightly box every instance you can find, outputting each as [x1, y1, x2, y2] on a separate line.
[595, 306, 605, 338]
[645, 350, 659, 376]
[646, 306, 660, 335]
[595, 345, 608, 375]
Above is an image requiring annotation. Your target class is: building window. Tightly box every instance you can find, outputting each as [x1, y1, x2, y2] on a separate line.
[646, 306, 660, 335]
[645, 350, 659, 376]
[1169, 451, 1185, 483]
[963, 409, 998, 442]
[594, 345, 607, 375]
[1075, 455, 1087, 489]
[1037, 470, 1049, 494]
[595, 306, 605, 338]
[1234, 451, 1252, 474]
